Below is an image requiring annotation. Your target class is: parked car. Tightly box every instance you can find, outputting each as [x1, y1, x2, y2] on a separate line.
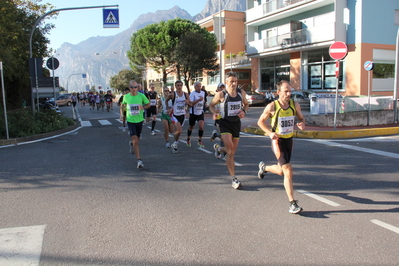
[290, 91, 310, 110]
[56, 94, 72, 106]
[245, 91, 266, 106]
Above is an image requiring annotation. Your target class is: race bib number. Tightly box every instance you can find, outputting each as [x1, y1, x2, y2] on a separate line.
[227, 101, 241, 116]
[175, 103, 185, 115]
[277, 116, 295, 135]
[129, 104, 141, 116]
[150, 99, 156, 106]
[196, 102, 203, 110]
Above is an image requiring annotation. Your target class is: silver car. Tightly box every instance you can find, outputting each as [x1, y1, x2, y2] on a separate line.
[245, 91, 266, 106]
[56, 94, 72, 106]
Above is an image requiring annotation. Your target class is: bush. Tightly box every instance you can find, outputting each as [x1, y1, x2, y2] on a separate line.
[0, 108, 75, 139]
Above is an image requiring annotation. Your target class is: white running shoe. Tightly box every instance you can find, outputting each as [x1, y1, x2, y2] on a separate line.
[165, 142, 171, 148]
[137, 160, 144, 169]
[151, 131, 155, 135]
[171, 142, 178, 154]
[210, 130, 218, 142]
[232, 178, 241, 189]
[213, 144, 222, 159]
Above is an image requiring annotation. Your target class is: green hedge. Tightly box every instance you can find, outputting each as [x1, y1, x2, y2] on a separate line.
[0, 108, 75, 139]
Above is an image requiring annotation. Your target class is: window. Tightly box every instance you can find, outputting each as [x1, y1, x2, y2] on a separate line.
[373, 63, 394, 79]
[260, 55, 290, 90]
[303, 48, 341, 91]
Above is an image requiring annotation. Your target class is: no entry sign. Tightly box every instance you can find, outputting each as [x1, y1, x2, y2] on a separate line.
[329, 42, 348, 60]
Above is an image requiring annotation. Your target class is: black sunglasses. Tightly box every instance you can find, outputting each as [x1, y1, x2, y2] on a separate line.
[129, 86, 138, 89]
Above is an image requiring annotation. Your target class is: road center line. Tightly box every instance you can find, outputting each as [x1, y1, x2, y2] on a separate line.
[304, 139, 399, 159]
[370, 219, 399, 234]
[297, 189, 341, 207]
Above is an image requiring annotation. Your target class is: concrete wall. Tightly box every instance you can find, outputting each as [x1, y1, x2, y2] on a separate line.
[305, 110, 397, 127]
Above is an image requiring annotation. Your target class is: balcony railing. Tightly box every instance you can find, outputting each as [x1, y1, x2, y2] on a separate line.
[246, 0, 307, 23]
[246, 23, 335, 55]
[264, 29, 307, 49]
[224, 55, 251, 68]
[264, 0, 306, 14]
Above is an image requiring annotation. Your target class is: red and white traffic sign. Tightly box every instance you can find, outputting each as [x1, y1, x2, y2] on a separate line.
[329, 41, 348, 60]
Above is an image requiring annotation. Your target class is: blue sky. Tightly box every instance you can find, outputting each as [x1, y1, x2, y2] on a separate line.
[45, 0, 208, 49]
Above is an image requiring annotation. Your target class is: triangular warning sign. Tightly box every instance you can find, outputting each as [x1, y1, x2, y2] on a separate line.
[105, 11, 118, 23]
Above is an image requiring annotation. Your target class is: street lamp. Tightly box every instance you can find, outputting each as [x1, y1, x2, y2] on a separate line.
[67, 73, 86, 92]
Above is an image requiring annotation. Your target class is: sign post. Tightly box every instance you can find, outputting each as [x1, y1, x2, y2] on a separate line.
[329, 41, 348, 130]
[364, 61, 374, 126]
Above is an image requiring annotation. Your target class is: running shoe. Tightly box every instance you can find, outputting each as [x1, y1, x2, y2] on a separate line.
[210, 130, 218, 142]
[187, 140, 191, 147]
[129, 141, 134, 154]
[258, 161, 267, 179]
[289, 200, 303, 214]
[151, 131, 156, 136]
[172, 142, 178, 154]
[165, 142, 171, 148]
[213, 144, 222, 159]
[122, 127, 126, 132]
[198, 140, 205, 148]
[232, 177, 241, 189]
[137, 159, 144, 169]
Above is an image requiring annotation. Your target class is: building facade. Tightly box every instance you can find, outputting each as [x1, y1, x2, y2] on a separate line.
[246, 0, 399, 97]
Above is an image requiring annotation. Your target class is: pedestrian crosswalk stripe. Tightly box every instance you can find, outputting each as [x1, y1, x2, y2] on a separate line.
[99, 120, 112, 125]
[0, 225, 46, 266]
[81, 121, 92, 127]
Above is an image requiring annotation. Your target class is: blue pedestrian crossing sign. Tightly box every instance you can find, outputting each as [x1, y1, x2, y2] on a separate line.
[103, 9, 119, 28]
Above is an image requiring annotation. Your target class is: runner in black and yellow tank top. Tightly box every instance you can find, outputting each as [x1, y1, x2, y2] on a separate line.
[256, 80, 306, 214]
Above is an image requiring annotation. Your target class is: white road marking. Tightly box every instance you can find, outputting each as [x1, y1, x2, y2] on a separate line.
[370, 219, 399, 234]
[297, 189, 341, 207]
[81, 121, 92, 127]
[304, 139, 399, 159]
[0, 225, 46, 266]
[99, 120, 112, 125]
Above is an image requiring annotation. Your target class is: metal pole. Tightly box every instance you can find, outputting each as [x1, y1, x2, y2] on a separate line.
[394, 27, 399, 123]
[0, 61, 9, 139]
[367, 70, 371, 126]
[67, 73, 85, 92]
[333, 60, 339, 130]
[219, 0, 223, 83]
[52, 56, 56, 101]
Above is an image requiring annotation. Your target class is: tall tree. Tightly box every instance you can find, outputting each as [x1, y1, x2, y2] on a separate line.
[0, 0, 54, 109]
[110, 69, 142, 93]
[173, 31, 219, 92]
[127, 21, 174, 86]
[127, 18, 218, 87]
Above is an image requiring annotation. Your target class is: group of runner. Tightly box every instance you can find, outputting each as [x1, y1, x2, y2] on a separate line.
[75, 91, 115, 112]
[119, 74, 306, 214]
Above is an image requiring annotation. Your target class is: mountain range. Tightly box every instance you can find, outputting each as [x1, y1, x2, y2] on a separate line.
[53, 0, 246, 91]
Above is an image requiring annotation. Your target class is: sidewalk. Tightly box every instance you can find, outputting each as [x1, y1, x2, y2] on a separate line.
[242, 123, 399, 139]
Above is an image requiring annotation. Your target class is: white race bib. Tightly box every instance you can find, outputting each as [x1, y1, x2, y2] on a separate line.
[129, 104, 141, 116]
[150, 99, 156, 106]
[277, 116, 295, 135]
[227, 101, 241, 116]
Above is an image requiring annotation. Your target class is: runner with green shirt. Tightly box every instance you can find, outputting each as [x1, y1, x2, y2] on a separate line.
[120, 80, 151, 169]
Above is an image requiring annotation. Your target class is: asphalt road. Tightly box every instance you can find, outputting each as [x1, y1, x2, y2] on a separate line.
[0, 104, 398, 265]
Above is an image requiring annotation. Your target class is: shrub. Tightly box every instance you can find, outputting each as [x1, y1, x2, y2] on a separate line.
[0, 108, 75, 139]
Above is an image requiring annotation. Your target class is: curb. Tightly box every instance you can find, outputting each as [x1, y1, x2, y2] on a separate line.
[0, 124, 79, 146]
[243, 126, 399, 139]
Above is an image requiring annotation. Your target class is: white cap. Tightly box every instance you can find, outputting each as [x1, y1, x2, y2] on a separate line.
[217, 83, 225, 89]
